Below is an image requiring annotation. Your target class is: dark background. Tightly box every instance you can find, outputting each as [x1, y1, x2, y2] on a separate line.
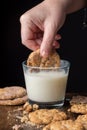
[1, 0, 87, 92]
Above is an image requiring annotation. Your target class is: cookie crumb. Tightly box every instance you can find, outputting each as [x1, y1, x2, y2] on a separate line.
[12, 124, 21, 130]
[33, 104, 39, 110]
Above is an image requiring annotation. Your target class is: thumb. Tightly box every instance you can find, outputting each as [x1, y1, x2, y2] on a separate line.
[40, 22, 56, 57]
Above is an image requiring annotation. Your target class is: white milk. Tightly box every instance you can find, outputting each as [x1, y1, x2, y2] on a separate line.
[24, 71, 68, 102]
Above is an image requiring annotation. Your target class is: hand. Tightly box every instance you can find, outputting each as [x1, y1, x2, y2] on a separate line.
[20, 0, 67, 57]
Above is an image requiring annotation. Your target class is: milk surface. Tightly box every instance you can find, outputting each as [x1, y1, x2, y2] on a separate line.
[24, 71, 68, 102]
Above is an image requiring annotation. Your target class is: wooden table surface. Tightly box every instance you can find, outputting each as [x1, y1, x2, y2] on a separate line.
[0, 93, 87, 130]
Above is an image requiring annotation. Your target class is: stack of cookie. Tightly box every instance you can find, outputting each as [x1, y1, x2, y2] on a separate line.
[0, 86, 28, 105]
[69, 95, 87, 130]
[69, 95, 87, 114]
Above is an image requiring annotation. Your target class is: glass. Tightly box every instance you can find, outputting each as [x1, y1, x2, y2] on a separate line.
[22, 60, 70, 108]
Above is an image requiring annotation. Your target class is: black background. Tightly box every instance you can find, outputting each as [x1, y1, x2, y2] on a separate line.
[1, 0, 87, 92]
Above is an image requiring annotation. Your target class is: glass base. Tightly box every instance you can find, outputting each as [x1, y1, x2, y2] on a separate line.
[29, 99, 64, 108]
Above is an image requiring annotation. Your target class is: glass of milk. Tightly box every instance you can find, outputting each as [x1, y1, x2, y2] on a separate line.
[22, 60, 70, 107]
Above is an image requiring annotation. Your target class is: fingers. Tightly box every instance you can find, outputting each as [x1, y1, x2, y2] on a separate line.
[55, 34, 61, 40]
[23, 40, 40, 51]
[20, 15, 41, 51]
[40, 22, 61, 57]
[53, 34, 61, 48]
[53, 41, 60, 48]
[20, 15, 61, 54]
[40, 23, 55, 57]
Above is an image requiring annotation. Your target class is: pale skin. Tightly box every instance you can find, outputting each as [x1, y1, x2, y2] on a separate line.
[20, 0, 85, 57]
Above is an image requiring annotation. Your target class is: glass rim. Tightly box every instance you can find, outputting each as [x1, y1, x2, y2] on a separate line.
[22, 59, 70, 70]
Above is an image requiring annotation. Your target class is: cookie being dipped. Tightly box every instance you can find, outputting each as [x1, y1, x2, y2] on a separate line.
[27, 49, 60, 67]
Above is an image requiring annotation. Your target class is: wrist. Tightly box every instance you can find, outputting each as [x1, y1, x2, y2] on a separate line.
[44, 0, 72, 14]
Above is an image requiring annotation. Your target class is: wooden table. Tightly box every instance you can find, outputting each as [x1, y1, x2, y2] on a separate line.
[0, 93, 87, 130]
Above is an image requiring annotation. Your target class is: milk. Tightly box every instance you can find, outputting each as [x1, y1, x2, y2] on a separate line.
[24, 70, 68, 103]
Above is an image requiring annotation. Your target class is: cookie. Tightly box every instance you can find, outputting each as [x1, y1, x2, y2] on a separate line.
[29, 109, 67, 125]
[70, 95, 87, 105]
[43, 120, 84, 130]
[69, 104, 87, 114]
[0, 86, 27, 100]
[27, 49, 60, 67]
[0, 95, 28, 105]
[76, 114, 87, 130]
[23, 102, 39, 113]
